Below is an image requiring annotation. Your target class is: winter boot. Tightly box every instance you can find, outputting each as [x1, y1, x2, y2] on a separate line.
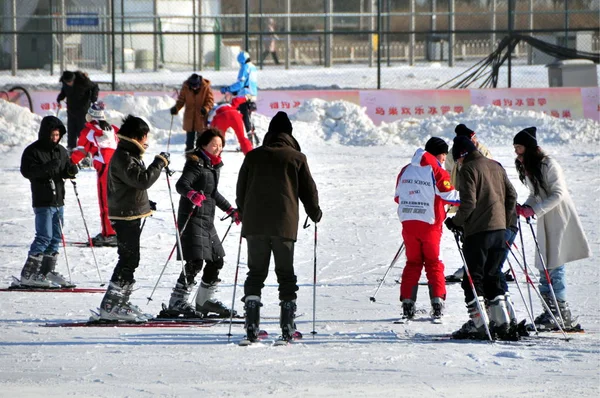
[400, 299, 416, 322]
[534, 294, 576, 331]
[195, 281, 237, 317]
[430, 297, 444, 322]
[19, 254, 59, 288]
[98, 280, 148, 322]
[280, 300, 297, 341]
[489, 295, 513, 339]
[445, 267, 464, 283]
[165, 282, 203, 318]
[244, 295, 262, 342]
[452, 297, 489, 340]
[91, 233, 118, 247]
[40, 253, 74, 288]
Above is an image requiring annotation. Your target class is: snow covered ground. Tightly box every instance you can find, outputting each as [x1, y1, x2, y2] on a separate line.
[0, 81, 599, 396]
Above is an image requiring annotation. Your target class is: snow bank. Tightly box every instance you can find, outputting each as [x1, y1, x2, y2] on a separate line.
[2, 96, 598, 152]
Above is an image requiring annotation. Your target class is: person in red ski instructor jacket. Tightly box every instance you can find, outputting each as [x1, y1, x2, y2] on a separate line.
[70, 102, 119, 247]
[394, 137, 460, 322]
[209, 96, 253, 155]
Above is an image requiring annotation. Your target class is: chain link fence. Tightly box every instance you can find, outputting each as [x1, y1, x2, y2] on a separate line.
[0, 0, 598, 89]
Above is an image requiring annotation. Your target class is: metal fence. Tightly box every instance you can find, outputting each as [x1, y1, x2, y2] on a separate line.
[0, 0, 598, 89]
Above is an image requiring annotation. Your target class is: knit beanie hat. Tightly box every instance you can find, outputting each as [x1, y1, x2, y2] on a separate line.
[452, 136, 477, 161]
[455, 123, 475, 137]
[188, 73, 201, 89]
[268, 111, 293, 135]
[513, 127, 537, 148]
[424, 137, 449, 156]
[61, 71, 75, 83]
[88, 102, 106, 120]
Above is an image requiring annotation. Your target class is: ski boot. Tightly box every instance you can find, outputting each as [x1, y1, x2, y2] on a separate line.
[452, 297, 490, 340]
[19, 254, 60, 288]
[430, 297, 444, 323]
[91, 233, 118, 247]
[160, 282, 203, 318]
[243, 295, 262, 342]
[534, 294, 578, 331]
[98, 280, 148, 322]
[40, 253, 74, 288]
[280, 300, 297, 342]
[398, 299, 416, 323]
[445, 267, 463, 283]
[489, 295, 519, 340]
[195, 281, 237, 317]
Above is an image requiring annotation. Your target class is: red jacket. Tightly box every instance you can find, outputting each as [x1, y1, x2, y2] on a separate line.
[71, 121, 119, 172]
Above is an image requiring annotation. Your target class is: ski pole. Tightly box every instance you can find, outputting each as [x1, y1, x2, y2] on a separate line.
[166, 115, 174, 153]
[504, 247, 538, 334]
[525, 216, 566, 329]
[303, 216, 318, 336]
[517, 216, 534, 316]
[146, 206, 196, 304]
[508, 246, 569, 341]
[369, 242, 405, 302]
[70, 180, 104, 286]
[453, 231, 493, 342]
[227, 233, 244, 340]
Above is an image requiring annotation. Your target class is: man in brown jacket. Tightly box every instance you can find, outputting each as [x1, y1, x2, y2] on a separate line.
[171, 73, 214, 152]
[444, 136, 518, 340]
[236, 111, 322, 343]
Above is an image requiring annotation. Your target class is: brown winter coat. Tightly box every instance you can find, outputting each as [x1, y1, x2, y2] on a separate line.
[236, 132, 321, 241]
[452, 151, 517, 237]
[174, 78, 214, 132]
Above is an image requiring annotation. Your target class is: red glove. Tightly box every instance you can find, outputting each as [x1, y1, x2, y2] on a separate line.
[227, 207, 241, 225]
[516, 204, 535, 218]
[186, 191, 206, 207]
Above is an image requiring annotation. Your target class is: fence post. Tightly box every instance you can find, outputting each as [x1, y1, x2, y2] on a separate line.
[286, 0, 291, 69]
[449, 0, 455, 67]
[409, 0, 415, 66]
[11, 0, 17, 76]
[325, 0, 332, 67]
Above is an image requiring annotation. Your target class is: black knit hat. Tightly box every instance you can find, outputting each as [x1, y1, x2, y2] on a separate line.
[452, 136, 477, 161]
[61, 71, 75, 83]
[268, 111, 293, 135]
[188, 73, 201, 89]
[513, 127, 537, 148]
[425, 137, 448, 156]
[455, 123, 475, 137]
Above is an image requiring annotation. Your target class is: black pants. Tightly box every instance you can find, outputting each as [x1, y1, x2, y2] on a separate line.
[185, 131, 199, 152]
[67, 112, 86, 149]
[461, 229, 506, 303]
[261, 51, 280, 65]
[237, 101, 254, 133]
[110, 219, 142, 283]
[244, 235, 298, 301]
[176, 258, 224, 286]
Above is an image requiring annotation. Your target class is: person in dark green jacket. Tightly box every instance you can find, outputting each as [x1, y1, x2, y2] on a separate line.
[95, 115, 170, 322]
[236, 111, 322, 342]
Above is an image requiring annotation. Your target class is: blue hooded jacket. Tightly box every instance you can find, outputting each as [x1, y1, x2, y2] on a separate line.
[227, 51, 258, 98]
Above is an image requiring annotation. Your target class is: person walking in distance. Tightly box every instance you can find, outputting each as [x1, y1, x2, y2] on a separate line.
[56, 70, 99, 151]
[513, 127, 590, 331]
[70, 102, 119, 247]
[394, 137, 460, 323]
[160, 128, 240, 319]
[170, 73, 214, 152]
[445, 123, 493, 283]
[95, 116, 169, 322]
[18, 116, 79, 288]
[261, 18, 280, 65]
[445, 136, 518, 340]
[236, 111, 322, 342]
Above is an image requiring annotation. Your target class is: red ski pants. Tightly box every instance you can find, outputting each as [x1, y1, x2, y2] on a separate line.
[211, 111, 253, 155]
[400, 220, 446, 302]
[96, 162, 116, 237]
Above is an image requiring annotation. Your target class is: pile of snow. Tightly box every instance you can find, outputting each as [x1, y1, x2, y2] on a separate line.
[2, 96, 598, 152]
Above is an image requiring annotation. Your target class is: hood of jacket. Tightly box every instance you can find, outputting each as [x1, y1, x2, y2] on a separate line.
[410, 148, 441, 168]
[262, 131, 301, 152]
[38, 116, 66, 149]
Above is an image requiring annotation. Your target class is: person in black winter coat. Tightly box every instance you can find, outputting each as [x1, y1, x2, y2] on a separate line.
[161, 128, 239, 318]
[57, 70, 99, 150]
[18, 116, 78, 288]
[96, 115, 170, 322]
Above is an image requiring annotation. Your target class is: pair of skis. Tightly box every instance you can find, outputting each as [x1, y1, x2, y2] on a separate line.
[238, 330, 303, 347]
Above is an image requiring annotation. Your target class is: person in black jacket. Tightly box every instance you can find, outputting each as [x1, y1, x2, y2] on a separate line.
[160, 128, 239, 319]
[236, 111, 322, 342]
[96, 115, 170, 322]
[57, 70, 99, 150]
[18, 116, 78, 288]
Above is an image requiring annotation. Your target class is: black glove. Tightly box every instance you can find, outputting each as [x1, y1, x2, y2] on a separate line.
[170, 106, 178, 115]
[157, 152, 170, 167]
[312, 208, 323, 223]
[149, 200, 157, 211]
[201, 108, 207, 116]
[444, 217, 462, 233]
[66, 162, 79, 178]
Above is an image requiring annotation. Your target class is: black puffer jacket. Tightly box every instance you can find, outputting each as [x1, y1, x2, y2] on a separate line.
[20, 116, 78, 207]
[107, 135, 167, 220]
[176, 150, 232, 261]
[56, 71, 99, 115]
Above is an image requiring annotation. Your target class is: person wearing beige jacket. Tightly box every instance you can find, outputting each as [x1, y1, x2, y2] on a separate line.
[171, 73, 214, 152]
[514, 127, 591, 331]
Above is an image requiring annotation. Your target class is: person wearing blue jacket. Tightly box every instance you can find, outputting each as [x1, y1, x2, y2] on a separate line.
[220, 51, 259, 144]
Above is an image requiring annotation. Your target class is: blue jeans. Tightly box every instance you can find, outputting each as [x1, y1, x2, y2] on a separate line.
[538, 265, 566, 302]
[29, 206, 64, 256]
[498, 228, 518, 292]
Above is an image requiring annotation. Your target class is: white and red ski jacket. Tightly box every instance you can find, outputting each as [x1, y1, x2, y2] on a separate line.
[394, 148, 460, 226]
[71, 121, 119, 171]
